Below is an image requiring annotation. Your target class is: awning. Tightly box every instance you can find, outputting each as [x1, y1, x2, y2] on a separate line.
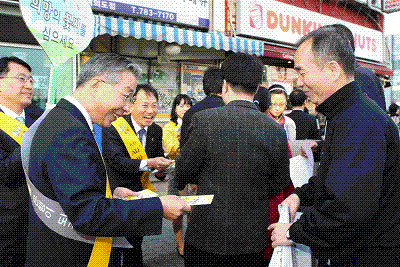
[357, 61, 393, 76]
[264, 44, 295, 61]
[94, 14, 264, 56]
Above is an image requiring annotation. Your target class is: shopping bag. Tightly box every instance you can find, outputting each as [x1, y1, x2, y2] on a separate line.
[269, 205, 312, 267]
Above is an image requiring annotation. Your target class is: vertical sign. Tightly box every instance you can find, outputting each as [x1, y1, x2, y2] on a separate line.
[20, 0, 94, 104]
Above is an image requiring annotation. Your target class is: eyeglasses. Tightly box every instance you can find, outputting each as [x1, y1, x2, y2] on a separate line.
[0, 75, 36, 86]
[99, 80, 135, 103]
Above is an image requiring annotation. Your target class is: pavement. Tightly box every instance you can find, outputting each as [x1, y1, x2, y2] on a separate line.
[142, 176, 186, 267]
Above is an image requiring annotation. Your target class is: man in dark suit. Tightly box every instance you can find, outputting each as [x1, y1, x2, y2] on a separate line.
[0, 56, 43, 266]
[23, 53, 190, 267]
[180, 66, 225, 148]
[175, 53, 291, 266]
[287, 89, 321, 140]
[102, 84, 172, 266]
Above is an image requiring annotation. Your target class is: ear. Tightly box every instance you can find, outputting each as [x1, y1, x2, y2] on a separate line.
[87, 78, 101, 97]
[325, 61, 341, 81]
[222, 80, 229, 94]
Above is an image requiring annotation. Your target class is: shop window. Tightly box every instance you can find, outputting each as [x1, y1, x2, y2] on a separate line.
[0, 43, 74, 109]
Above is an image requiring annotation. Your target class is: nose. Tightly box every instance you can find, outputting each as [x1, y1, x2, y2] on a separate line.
[297, 77, 304, 88]
[24, 81, 34, 89]
[122, 102, 131, 113]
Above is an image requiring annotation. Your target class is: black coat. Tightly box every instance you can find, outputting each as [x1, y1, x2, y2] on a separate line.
[290, 82, 400, 265]
[0, 104, 43, 257]
[102, 115, 165, 191]
[355, 62, 386, 111]
[286, 109, 321, 140]
[175, 100, 291, 255]
[180, 94, 225, 148]
[26, 99, 163, 267]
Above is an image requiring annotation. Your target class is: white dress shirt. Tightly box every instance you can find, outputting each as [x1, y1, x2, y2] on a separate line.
[0, 104, 26, 121]
[130, 116, 151, 171]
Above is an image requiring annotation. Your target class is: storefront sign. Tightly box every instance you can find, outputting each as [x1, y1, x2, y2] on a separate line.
[181, 64, 210, 102]
[383, 0, 400, 13]
[89, 0, 209, 28]
[237, 0, 383, 62]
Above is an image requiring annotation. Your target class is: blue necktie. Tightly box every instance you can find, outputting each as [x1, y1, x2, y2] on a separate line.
[16, 116, 25, 125]
[138, 129, 146, 145]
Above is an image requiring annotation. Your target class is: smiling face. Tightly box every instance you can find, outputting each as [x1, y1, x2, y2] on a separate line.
[175, 98, 191, 120]
[294, 39, 336, 106]
[0, 62, 34, 113]
[130, 89, 158, 128]
[94, 71, 137, 127]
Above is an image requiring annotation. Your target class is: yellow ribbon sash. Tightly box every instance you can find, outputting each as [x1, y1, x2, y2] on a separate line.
[0, 112, 114, 267]
[111, 117, 156, 192]
[0, 112, 28, 144]
[87, 178, 113, 267]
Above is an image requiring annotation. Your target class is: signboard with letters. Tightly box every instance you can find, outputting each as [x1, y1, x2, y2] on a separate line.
[237, 0, 384, 62]
[89, 0, 209, 28]
[383, 0, 400, 13]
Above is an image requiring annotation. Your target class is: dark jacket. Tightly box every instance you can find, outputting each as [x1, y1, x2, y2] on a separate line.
[286, 109, 321, 140]
[175, 100, 291, 255]
[0, 104, 43, 257]
[26, 99, 163, 267]
[355, 62, 386, 111]
[102, 115, 165, 191]
[180, 94, 225, 148]
[290, 81, 400, 265]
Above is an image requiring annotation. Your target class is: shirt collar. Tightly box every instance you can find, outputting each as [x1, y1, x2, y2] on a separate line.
[130, 116, 149, 133]
[64, 95, 94, 132]
[292, 108, 304, 111]
[315, 81, 359, 120]
[0, 104, 25, 120]
[177, 118, 183, 126]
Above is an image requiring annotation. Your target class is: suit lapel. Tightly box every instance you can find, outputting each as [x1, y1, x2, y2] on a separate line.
[57, 99, 93, 134]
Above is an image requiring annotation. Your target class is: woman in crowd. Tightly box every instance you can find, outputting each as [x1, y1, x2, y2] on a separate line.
[163, 94, 193, 257]
[388, 103, 399, 127]
[267, 84, 296, 141]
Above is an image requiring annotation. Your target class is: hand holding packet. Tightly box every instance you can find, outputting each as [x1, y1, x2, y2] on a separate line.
[122, 189, 214, 205]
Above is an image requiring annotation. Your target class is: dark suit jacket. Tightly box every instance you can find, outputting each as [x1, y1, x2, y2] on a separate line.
[355, 62, 386, 111]
[26, 99, 163, 267]
[180, 94, 225, 148]
[286, 109, 321, 140]
[102, 115, 165, 191]
[175, 100, 291, 255]
[0, 104, 43, 256]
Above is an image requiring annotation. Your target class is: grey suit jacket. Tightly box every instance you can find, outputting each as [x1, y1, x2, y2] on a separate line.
[175, 100, 291, 255]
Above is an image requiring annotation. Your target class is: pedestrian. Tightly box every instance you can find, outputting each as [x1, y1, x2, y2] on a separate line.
[23, 53, 190, 267]
[0, 56, 43, 267]
[269, 26, 400, 267]
[175, 52, 292, 267]
[388, 102, 399, 126]
[163, 93, 193, 258]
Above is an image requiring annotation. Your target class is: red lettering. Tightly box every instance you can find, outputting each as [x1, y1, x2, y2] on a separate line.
[372, 39, 376, 52]
[279, 13, 290, 32]
[267, 10, 278, 29]
[366, 37, 371, 51]
[291, 17, 301, 35]
[358, 35, 365, 50]
[354, 34, 358, 49]
[303, 19, 313, 36]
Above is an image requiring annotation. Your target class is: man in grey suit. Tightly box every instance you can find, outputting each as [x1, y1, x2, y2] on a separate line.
[175, 53, 292, 266]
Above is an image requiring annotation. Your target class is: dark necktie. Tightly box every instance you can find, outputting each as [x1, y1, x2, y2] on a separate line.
[138, 128, 146, 145]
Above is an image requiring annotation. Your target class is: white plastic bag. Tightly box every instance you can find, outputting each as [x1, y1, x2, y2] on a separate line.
[269, 205, 312, 267]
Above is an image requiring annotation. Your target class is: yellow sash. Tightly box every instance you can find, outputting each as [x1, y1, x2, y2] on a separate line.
[111, 117, 155, 192]
[0, 112, 114, 267]
[0, 112, 28, 144]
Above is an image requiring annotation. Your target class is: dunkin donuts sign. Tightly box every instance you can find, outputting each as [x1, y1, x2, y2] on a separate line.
[237, 0, 383, 62]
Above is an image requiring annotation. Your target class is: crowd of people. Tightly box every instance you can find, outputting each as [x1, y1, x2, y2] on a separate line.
[0, 23, 400, 267]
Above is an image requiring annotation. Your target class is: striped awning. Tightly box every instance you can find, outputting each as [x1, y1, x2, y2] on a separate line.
[93, 14, 264, 56]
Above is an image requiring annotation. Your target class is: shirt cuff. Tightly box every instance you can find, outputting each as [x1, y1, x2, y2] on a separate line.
[139, 159, 151, 172]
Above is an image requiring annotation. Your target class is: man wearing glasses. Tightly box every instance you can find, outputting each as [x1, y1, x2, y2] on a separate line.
[102, 84, 172, 266]
[0, 56, 43, 266]
[23, 53, 189, 267]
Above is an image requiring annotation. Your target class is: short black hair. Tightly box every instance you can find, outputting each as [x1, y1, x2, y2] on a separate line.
[170, 94, 192, 124]
[203, 67, 223, 96]
[220, 52, 263, 94]
[296, 26, 355, 77]
[0, 56, 32, 76]
[329, 24, 355, 52]
[134, 84, 158, 101]
[269, 84, 287, 97]
[388, 103, 399, 116]
[289, 89, 307, 107]
[253, 86, 271, 113]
